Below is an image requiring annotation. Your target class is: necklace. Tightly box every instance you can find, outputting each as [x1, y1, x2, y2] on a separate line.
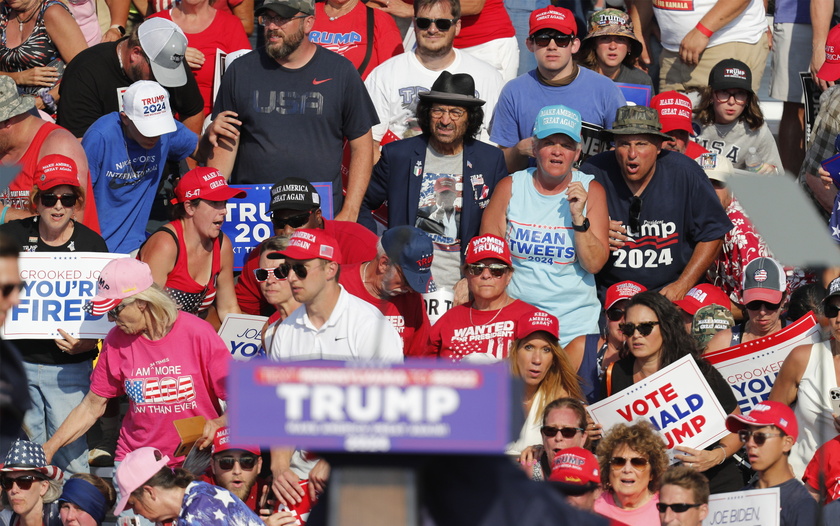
[468, 301, 507, 328]
[326, 0, 355, 21]
[15, 2, 39, 33]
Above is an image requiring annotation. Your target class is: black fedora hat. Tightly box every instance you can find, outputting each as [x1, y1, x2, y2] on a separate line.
[418, 71, 485, 107]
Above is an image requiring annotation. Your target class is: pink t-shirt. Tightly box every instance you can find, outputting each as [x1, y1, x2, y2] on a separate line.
[594, 491, 660, 526]
[90, 312, 230, 465]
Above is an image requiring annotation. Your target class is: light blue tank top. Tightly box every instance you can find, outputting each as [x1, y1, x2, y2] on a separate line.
[506, 168, 600, 346]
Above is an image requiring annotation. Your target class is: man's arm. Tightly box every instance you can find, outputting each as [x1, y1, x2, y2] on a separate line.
[500, 141, 532, 174]
[231, 0, 255, 35]
[812, 0, 835, 91]
[44, 390, 108, 462]
[626, 0, 654, 69]
[458, 0, 486, 16]
[679, 0, 751, 65]
[659, 239, 723, 300]
[335, 130, 374, 222]
[102, 0, 130, 42]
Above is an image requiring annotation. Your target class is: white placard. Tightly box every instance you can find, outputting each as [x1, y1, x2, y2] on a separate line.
[588, 355, 729, 459]
[2, 252, 128, 339]
[218, 313, 268, 361]
[704, 488, 780, 526]
[423, 288, 454, 325]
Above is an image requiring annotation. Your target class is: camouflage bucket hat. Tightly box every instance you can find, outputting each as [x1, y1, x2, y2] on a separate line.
[606, 105, 673, 141]
[0, 76, 34, 122]
[691, 304, 735, 350]
[583, 9, 642, 57]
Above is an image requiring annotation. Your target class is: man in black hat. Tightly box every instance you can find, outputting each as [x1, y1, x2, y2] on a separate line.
[361, 71, 507, 292]
[208, 0, 378, 222]
[580, 105, 731, 300]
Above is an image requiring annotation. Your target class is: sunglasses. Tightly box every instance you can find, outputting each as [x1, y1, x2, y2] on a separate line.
[215, 455, 258, 471]
[466, 263, 509, 278]
[540, 426, 584, 438]
[618, 321, 660, 337]
[40, 193, 78, 208]
[254, 267, 285, 282]
[606, 307, 625, 322]
[108, 303, 128, 319]
[628, 196, 642, 233]
[825, 303, 840, 318]
[1, 475, 45, 491]
[271, 210, 312, 229]
[745, 300, 783, 312]
[278, 262, 319, 280]
[530, 33, 574, 48]
[610, 456, 649, 470]
[414, 17, 458, 31]
[737, 430, 782, 446]
[0, 281, 24, 298]
[713, 89, 749, 105]
[656, 503, 702, 513]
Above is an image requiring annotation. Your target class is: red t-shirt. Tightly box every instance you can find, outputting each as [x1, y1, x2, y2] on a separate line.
[425, 299, 539, 361]
[803, 436, 840, 504]
[235, 219, 379, 315]
[310, 1, 403, 79]
[452, 0, 514, 48]
[338, 261, 431, 356]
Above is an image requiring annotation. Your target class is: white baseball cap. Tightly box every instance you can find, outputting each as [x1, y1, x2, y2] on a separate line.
[122, 81, 177, 138]
[137, 18, 188, 87]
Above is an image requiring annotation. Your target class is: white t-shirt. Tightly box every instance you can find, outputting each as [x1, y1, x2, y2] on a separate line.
[364, 49, 503, 144]
[654, 0, 766, 51]
[269, 285, 404, 362]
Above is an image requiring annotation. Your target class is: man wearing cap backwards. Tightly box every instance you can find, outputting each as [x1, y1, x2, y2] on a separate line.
[82, 80, 202, 254]
[725, 401, 818, 526]
[580, 105, 731, 301]
[363, 0, 503, 156]
[650, 91, 709, 160]
[57, 18, 203, 139]
[266, 228, 402, 506]
[362, 71, 507, 292]
[0, 76, 100, 232]
[548, 447, 602, 512]
[236, 177, 378, 316]
[208, 0, 378, 222]
[657, 466, 709, 526]
[339, 226, 434, 357]
[490, 6, 625, 173]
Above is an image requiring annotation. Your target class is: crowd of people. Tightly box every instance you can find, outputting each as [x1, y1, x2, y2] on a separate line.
[0, 0, 840, 523]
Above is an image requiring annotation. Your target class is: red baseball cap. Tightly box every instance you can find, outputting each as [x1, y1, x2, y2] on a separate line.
[211, 427, 260, 457]
[818, 24, 840, 82]
[651, 91, 694, 134]
[674, 283, 730, 316]
[275, 228, 342, 263]
[549, 447, 600, 494]
[529, 6, 577, 36]
[515, 310, 559, 341]
[465, 234, 512, 265]
[33, 154, 81, 192]
[171, 167, 247, 204]
[605, 281, 646, 309]
[725, 400, 798, 441]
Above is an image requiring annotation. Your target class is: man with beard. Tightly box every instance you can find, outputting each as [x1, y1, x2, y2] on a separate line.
[360, 72, 507, 292]
[339, 225, 435, 356]
[204, 427, 266, 510]
[208, 0, 378, 222]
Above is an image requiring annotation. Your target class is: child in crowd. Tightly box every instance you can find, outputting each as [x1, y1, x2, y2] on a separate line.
[577, 9, 653, 88]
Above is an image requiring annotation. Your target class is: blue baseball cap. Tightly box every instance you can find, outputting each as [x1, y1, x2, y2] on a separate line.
[381, 226, 436, 294]
[532, 105, 582, 142]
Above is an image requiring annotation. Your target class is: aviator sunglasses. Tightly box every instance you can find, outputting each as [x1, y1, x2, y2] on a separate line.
[254, 267, 285, 282]
[618, 321, 660, 337]
[540, 426, 584, 439]
[610, 456, 649, 470]
[466, 263, 509, 278]
[737, 430, 782, 446]
[215, 455, 258, 471]
[40, 193, 78, 208]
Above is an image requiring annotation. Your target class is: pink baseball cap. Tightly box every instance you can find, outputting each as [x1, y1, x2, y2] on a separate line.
[818, 24, 840, 82]
[465, 234, 512, 265]
[211, 427, 260, 457]
[33, 154, 81, 191]
[86, 258, 154, 316]
[113, 447, 170, 515]
[651, 91, 694, 134]
[549, 447, 600, 493]
[515, 310, 559, 341]
[674, 283, 730, 316]
[529, 6, 577, 36]
[604, 281, 646, 309]
[725, 400, 798, 441]
[171, 167, 247, 204]
[274, 228, 342, 263]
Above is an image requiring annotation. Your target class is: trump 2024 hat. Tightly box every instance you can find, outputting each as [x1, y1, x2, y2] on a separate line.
[87, 258, 154, 316]
[709, 58, 752, 93]
[122, 80, 176, 138]
[533, 104, 582, 142]
[381, 226, 436, 294]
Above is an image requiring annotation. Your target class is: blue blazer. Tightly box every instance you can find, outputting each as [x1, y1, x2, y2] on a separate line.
[360, 135, 509, 260]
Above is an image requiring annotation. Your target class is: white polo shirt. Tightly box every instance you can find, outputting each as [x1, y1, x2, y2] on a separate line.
[268, 285, 404, 362]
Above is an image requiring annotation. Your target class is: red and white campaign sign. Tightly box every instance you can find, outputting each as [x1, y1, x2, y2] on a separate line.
[588, 355, 728, 459]
[705, 313, 821, 414]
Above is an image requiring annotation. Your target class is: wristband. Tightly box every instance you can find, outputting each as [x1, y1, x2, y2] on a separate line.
[714, 444, 726, 465]
[0, 205, 10, 225]
[695, 22, 714, 38]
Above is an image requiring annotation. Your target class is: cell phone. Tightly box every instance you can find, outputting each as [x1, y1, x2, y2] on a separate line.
[830, 387, 840, 415]
[819, 153, 840, 189]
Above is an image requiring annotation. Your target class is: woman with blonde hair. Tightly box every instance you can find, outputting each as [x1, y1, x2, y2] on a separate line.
[0, 439, 64, 526]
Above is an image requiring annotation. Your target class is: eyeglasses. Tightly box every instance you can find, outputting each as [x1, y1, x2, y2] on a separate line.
[738, 430, 782, 446]
[530, 33, 574, 48]
[40, 193, 78, 208]
[540, 426, 584, 438]
[610, 456, 649, 470]
[254, 267, 285, 282]
[258, 13, 308, 26]
[656, 503, 702, 513]
[465, 263, 510, 278]
[0, 281, 24, 298]
[825, 303, 840, 318]
[414, 17, 458, 31]
[606, 307, 625, 322]
[278, 262, 320, 280]
[0, 475, 44, 491]
[215, 455, 258, 471]
[713, 89, 749, 105]
[618, 321, 660, 337]
[745, 300, 783, 312]
[271, 210, 312, 230]
[108, 303, 128, 319]
[629, 196, 642, 233]
[430, 107, 466, 119]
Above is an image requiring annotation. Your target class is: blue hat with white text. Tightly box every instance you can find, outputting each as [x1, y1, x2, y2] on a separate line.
[532, 105, 582, 142]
